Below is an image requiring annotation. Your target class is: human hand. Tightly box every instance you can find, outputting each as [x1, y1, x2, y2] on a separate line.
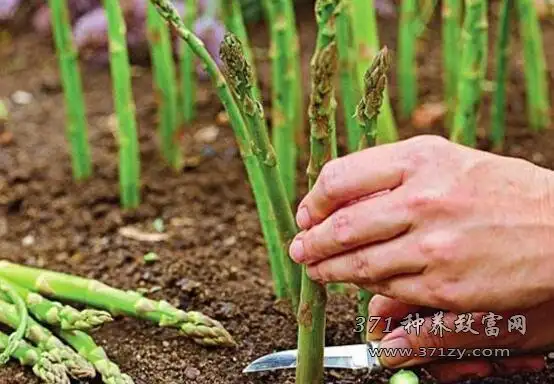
[367, 295, 552, 383]
[289, 135, 554, 313]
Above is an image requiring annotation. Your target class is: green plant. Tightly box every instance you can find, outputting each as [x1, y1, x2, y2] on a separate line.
[442, 0, 462, 128]
[516, 0, 551, 130]
[490, 0, 514, 149]
[350, 0, 397, 143]
[102, 0, 141, 208]
[147, 0, 302, 308]
[0, 329, 70, 384]
[48, 0, 92, 180]
[390, 369, 420, 384]
[180, 0, 197, 123]
[450, 0, 488, 147]
[397, 0, 418, 118]
[296, 1, 340, 382]
[147, 1, 181, 169]
[0, 278, 29, 365]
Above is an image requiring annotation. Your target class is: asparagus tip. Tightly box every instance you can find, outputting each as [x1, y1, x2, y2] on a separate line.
[33, 354, 71, 384]
[356, 46, 391, 123]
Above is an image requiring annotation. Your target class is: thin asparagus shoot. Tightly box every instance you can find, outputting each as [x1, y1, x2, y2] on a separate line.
[180, 0, 197, 123]
[397, 0, 418, 118]
[490, 0, 514, 149]
[355, 47, 390, 341]
[0, 297, 96, 379]
[0, 281, 112, 331]
[48, 0, 92, 180]
[450, 0, 488, 147]
[335, 0, 362, 152]
[350, 0, 397, 143]
[58, 330, 134, 384]
[297, 1, 339, 382]
[147, 1, 181, 169]
[0, 277, 28, 365]
[0, 330, 70, 384]
[0, 261, 235, 347]
[102, 0, 141, 208]
[442, 0, 462, 128]
[516, 0, 551, 130]
[147, 0, 302, 307]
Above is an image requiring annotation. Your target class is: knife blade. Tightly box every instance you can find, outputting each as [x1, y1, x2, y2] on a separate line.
[243, 342, 381, 373]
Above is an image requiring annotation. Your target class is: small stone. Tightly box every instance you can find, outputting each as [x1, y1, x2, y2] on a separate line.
[548, 352, 554, 360]
[22, 235, 35, 247]
[143, 252, 159, 263]
[194, 125, 220, 144]
[152, 218, 165, 233]
[162, 341, 169, 348]
[223, 236, 236, 247]
[215, 111, 229, 125]
[0, 131, 13, 146]
[12, 90, 33, 105]
[176, 278, 201, 293]
[411, 102, 447, 129]
[532, 152, 545, 164]
[184, 367, 200, 380]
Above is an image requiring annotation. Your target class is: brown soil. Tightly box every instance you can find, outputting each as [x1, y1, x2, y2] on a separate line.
[1, 3, 554, 384]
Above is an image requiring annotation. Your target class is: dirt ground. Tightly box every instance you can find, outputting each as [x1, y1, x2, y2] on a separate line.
[1, 3, 554, 384]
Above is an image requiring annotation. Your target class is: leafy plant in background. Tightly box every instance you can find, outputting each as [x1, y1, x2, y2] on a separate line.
[180, 0, 198, 124]
[441, 0, 462, 128]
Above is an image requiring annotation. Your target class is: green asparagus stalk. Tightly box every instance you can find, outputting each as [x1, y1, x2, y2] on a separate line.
[0, 261, 235, 347]
[101, 0, 141, 208]
[398, 0, 418, 118]
[266, 0, 301, 204]
[147, 1, 181, 169]
[0, 282, 112, 331]
[516, 0, 551, 130]
[335, 0, 363, 153]
[450, 0, 488, 147]
[350, 0, 397, 143]
[0, 278, 28, 365]
[296, 1, 340, 382]
[48, 0, 92, 180]
[180, 0, 197, 123]
[442, 0, 462, 128]
[490, 0, 513, 149]
[147, 0, 301, 306]
[221, 0, 261, 100]
[0, 330, 70, 384]
[390, 369, 420, 384]
[0, 297, 95, 379]
[355, 47, 390, 341]
[58, 330, 133, 384]
[219, 33, 303, 307]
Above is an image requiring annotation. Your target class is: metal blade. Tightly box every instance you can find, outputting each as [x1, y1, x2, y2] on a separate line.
[243, 343, 381, 373]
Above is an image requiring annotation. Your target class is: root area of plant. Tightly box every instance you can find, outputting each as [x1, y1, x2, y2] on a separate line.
[1, 4, 554, 384]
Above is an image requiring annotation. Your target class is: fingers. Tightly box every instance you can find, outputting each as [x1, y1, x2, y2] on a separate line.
[289, 190, 412, 264]
[366, 295, 422, 341]
[305, 237, 427, 286]
[426, 356, 546, 383]
[296, 143, 408, 229]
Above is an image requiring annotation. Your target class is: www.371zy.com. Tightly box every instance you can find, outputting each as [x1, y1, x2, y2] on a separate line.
[369, 347, 511, 360]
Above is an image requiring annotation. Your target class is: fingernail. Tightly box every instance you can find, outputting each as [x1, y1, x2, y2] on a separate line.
[379, 336, 412, 367]
[289, 238, 306, 262]
[296, 207, 311, 229]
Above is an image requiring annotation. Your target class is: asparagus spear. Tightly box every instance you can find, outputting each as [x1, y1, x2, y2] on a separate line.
[265, 0, 301, 204]
[147, 0, 301, 306]
[0, 282, 112, 331]
[0, 261, 235, 347]
[335, 0, 362, 153]
[398, 0, 418, 118]
[516, 0, 551, 130]
[0, 277, 28, 365]
[58, 330, 134, 384]
[147, 1, 181, 169]
[48, 0, 92, 180]
[0, 330, 70, 384]
[101, 0, 141, 208]
[450, 0, 488, 147]
[0, 297, 95, 379]
[442, 0, 462, 128]
[354, 47, 390, 341]
[296, 1, 340, 382]
[350, 0, 397, 143]
[490, 0, 514, 149]
[180, 0, 197, 123]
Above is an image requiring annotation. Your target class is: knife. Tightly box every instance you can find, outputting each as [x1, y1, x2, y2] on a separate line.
[243, 342, 382, 373]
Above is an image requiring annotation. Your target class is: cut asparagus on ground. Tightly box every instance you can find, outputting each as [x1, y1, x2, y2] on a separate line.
[0, 282, 112, 331]
[0, 261, 235, 347]
[58, 329, 134, 384]
[0, 297, 96, 379]
[0, 277, 29, 365]
[390, 369, 420, 383]
[0, 330, 70, 384]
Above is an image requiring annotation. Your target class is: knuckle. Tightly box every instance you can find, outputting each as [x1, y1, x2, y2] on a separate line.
[351, 254, 374, 283]
[406, 190, 440, 213]
[331, 211, 356, 248]
[417, 232, 458, 263]
[318, 160, 344, 202]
